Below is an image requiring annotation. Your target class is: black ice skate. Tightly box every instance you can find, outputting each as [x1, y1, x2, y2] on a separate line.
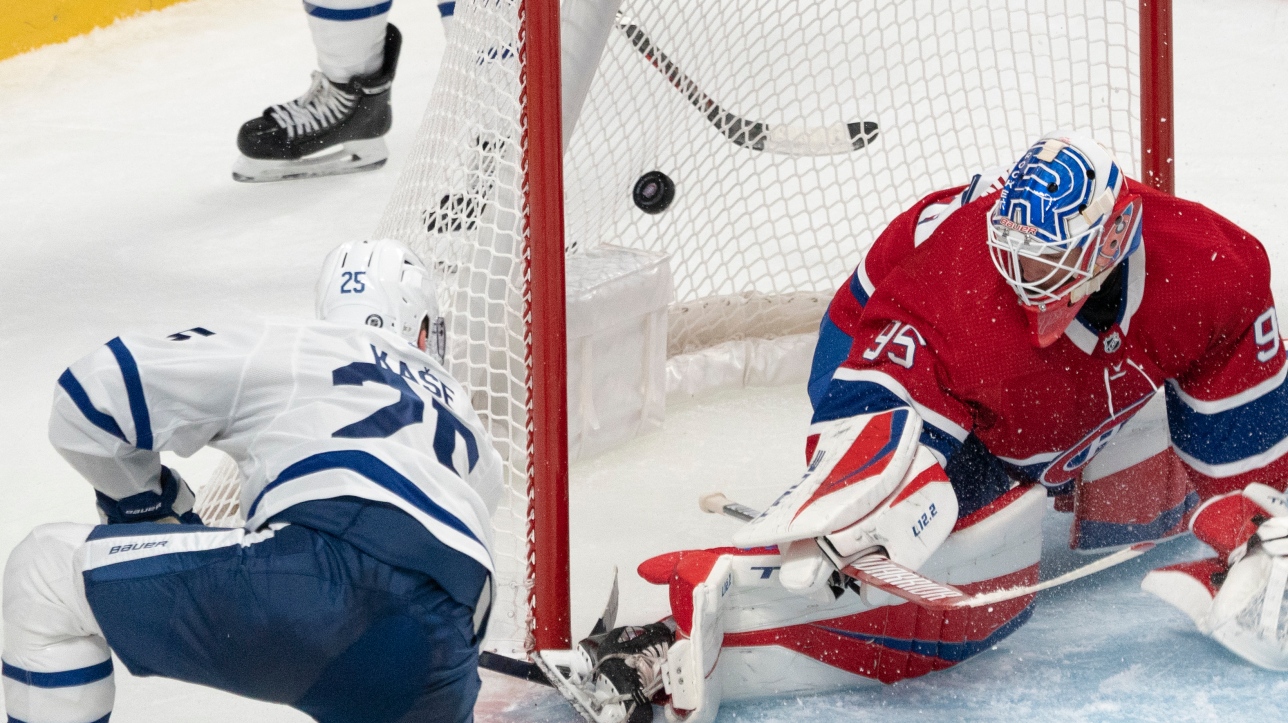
[232, 24, 402, 183]
[573, 621, 676, 723]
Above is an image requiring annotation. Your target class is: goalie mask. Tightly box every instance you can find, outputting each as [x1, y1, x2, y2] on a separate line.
[316, 238, 447, 362]
[987, 132, 1143, 348]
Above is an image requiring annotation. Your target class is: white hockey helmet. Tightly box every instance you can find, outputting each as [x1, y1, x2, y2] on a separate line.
[986, 131, 1142, 347]
[316, 238, 446, 360]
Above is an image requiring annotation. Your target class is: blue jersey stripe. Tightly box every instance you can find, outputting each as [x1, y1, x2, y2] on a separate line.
[2, 659, 113, 689]
[847, 268, 869, 306]
[57, 369, 128, 443]
[303, 1, 392, 20]
[249, 451, 481, 545]
[106, 338, 153, 450]
[812, 377, 964, 459]
[808, 312, 854, 409]
[437, 1, 456, 17]
[919, 424, 963, 464]
[1114, 255, 1132, 325]
[1166, 380, 1288, 465]
[812, 378, 908, 424]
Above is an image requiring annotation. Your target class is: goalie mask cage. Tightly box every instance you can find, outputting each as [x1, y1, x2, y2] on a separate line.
[373, 0, 1173, 655]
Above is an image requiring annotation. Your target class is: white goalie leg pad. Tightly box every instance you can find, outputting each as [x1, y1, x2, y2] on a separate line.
[663, 557, 731, 723]
[1141, 558, 1223, 629]
[734, 407, 921, 548]
[1205, 517, 1288, 670]
[3, 523, 114, 723]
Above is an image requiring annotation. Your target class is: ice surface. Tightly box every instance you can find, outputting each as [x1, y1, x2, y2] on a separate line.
[2, 0, 1288, 720]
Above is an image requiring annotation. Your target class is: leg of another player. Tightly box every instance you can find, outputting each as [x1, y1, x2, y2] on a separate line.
[4, 521, 481, 723]
[232, 1, 402, 182]
[435, 1, 456, 38]
[2, 523, 114, 723]
[306, 0, 392, 84]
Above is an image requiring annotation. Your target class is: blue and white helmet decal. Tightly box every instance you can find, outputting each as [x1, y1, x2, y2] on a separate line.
[994, 135, 1123, 249]
[987, 131, 1134, 310]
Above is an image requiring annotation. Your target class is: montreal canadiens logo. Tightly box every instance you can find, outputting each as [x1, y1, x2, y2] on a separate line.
[1039, 392, 1155, 487]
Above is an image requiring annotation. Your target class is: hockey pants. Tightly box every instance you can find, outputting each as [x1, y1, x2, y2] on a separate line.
[2, 521, 479, 723]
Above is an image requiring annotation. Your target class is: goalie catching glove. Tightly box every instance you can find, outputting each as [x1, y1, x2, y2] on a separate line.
[732, 408, 958, 599]
[1143, 483, 1288, 670]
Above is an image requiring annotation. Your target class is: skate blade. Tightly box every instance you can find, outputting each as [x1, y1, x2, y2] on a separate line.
[533, 651, 629, 723]
[232, 138, 389, 183]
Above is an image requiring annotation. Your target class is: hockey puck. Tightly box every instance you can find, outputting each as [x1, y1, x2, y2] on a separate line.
[633, 171, 675, 214]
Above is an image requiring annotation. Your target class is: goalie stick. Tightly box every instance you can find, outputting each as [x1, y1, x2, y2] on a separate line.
[698, 492, 1156, 610]
[479, 651, 550, 685]
[617, 18, 879, 157]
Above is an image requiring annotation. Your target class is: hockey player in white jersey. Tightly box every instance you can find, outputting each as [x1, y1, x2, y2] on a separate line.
[232, 0, 457, 182]
[2, 239, 501, 723]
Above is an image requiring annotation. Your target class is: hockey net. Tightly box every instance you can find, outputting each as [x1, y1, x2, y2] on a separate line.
[359, 0, 1168, 657]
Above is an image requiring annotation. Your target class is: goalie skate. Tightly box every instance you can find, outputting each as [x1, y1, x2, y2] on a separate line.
[537, 621, 674, 723]
[534, 573, 669, 723]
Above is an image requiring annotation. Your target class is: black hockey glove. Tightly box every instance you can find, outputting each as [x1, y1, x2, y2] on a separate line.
[96, 465, 203, 525]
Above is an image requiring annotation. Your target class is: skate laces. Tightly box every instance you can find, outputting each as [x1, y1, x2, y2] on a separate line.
[268, 72, 358, 140]
[596, 640, 669, 702]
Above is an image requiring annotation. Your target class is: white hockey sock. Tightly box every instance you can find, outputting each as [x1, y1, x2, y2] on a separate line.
[2, 658, 115, 723]
[2, 523, 114, 723]
[437, 1, 456, 38]
[304, 0, 392, 83]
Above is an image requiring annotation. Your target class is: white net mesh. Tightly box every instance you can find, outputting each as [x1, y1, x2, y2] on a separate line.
[193, 454, 247, 529]
[374, 0, 1144, 655]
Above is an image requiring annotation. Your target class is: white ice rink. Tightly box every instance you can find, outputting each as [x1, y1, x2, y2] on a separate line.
[2, 0, 1288, 720]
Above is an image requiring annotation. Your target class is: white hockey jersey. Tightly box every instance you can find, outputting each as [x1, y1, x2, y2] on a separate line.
[49, 318, 504, 574]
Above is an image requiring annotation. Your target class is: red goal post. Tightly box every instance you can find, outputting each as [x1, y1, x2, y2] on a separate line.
[522, 0, 573, 651]
[372, 0, 1175, 657]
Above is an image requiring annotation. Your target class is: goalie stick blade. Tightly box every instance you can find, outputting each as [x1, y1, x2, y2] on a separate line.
[617, 19, 877, 157]
[478, 650, 551, 686]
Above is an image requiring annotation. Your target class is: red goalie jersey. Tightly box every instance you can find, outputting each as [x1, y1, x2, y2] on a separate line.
[809, 177, 1288, 551]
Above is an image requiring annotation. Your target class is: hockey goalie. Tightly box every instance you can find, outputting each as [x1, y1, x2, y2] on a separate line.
[548, 132, 1288, 723]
